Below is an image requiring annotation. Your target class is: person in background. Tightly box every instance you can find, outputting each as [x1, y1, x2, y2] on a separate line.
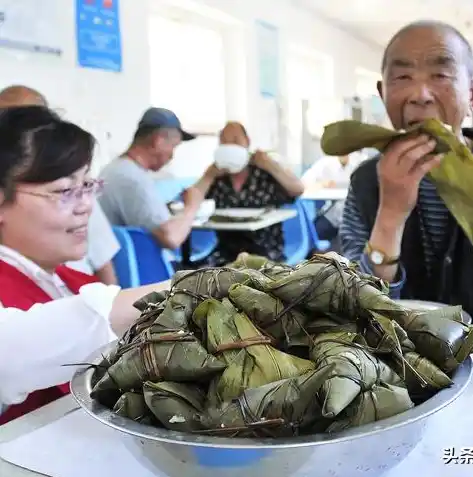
[0, 106, 170, 424]
[301, 152, 365, 190]
[340, 21, 473, 315]
[99, 108, 217, 250]
[199, 121, 305, 266]
[0, 85, 119, 285]
[301, 152, 365, 241]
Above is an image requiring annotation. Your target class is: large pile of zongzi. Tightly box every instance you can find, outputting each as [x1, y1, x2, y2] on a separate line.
[89, 253, 473, 438]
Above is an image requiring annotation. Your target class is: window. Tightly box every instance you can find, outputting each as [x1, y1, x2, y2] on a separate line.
[285, 46, 335, 167]
[354, 68, 389, 126]
[149, 15, 226, 134]
[355, 68, 381, 98]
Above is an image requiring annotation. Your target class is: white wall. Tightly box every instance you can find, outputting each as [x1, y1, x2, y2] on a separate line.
[151, 0, 383, 177]
[0, 0, 150, 174]
[0, 0, 382, 175]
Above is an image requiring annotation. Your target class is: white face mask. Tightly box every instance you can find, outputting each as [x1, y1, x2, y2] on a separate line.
[214, 144, 250, 173]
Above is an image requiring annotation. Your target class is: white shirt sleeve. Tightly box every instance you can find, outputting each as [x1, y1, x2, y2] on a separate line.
[0, 283, 120, 407]
[86, 202, 121, 271]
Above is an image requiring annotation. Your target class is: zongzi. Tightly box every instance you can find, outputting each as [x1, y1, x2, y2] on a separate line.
[143, 381, 206, 432]
[228, 283, 309, 348]
[193, 298, 315, 404]
[310, 330, 403, 418]
[394, 352, 452, 401]
[256, 254, 407, 321]
[171, 267, 252, 299]
[327, 381, 414, 433]
[229, 252, 294, 280]
[201, 366, 335, 437]
[113, 392, 149, 422]
[133, 290, 169, 312]
[321, 118, 473, 245]
[398, 306, 473, 373]
[90, 327, 226, 397]
[320, 119, 454, 157]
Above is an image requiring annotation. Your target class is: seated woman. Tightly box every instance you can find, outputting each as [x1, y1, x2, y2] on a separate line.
[199, 121, 304, 266]
[0, 106, 169, 425]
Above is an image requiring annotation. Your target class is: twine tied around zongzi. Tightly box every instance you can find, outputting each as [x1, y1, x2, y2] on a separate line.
[171, 266, 243, 298]
[271, 257, 364, 323]
[115, 328, 196, 358]
[214, 335, 274, 353]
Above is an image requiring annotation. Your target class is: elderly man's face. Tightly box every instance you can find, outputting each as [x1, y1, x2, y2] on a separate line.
[379, 26, 473, 132]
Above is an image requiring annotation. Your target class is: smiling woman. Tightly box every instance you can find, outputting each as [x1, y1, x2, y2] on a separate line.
[0, 106, 97, 271]
[0, 106, 174, 426]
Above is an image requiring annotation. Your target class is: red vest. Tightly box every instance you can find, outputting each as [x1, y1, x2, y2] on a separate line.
[0, 260, 98, 425]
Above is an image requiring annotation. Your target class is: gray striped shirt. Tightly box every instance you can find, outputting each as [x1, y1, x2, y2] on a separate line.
[340, 177, 451, 298]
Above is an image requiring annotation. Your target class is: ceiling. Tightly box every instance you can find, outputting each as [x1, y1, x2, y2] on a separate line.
[295, 0, 473, 47]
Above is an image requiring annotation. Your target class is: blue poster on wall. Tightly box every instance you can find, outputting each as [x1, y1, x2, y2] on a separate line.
[256, 20, 279, 98]
[76, 0, 122, 72]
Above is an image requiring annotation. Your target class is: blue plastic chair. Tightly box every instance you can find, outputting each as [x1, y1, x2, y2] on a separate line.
[112, 226, 174, 288]
[282, 200, 311, 265]
[300, 200, 331, 252]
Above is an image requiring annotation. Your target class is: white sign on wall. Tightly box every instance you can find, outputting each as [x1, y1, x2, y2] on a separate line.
[0, 0, 63, 55]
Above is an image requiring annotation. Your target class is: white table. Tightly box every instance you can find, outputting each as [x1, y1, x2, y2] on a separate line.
[182, 208, 297, 265]
[2, 382, 473, 477]
[0, 396, 77, 476]
[194, 209, 297, 232]
[302, 188, 348, 201]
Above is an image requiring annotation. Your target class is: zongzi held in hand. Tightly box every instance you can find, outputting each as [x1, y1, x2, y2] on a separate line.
[322, 118, 473, 245]
[320, 118, 460, 157]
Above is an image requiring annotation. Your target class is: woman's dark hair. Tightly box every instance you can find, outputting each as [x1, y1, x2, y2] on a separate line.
[0, 106, 95, 201]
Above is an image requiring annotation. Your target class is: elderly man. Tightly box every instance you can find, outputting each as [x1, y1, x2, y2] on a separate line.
[0, 85, 120, 285]
[99, 108, 219, 250]
[340, 21, 473, 314]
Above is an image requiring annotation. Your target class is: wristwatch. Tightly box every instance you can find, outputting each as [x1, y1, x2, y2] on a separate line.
[365, 243, 400, 266]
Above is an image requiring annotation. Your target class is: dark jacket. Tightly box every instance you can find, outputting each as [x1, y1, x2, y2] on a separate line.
[350, 144, 473, 315]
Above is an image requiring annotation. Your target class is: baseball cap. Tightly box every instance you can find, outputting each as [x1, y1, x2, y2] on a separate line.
[138, 107, 195, 141]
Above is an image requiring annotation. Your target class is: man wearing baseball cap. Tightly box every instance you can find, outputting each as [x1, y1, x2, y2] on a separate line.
[99, 107, 219, 250]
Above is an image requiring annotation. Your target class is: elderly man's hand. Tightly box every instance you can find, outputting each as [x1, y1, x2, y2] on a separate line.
[182, 186, 205, 208]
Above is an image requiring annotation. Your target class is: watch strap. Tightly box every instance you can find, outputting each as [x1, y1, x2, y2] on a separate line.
[365, 243, 400, 266]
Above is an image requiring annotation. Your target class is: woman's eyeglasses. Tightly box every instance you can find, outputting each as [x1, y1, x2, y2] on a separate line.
[16, 179, 104, 208]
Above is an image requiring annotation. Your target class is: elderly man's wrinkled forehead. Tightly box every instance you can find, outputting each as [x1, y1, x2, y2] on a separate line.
[219, 122, 250, 146]
[382, 23, 473, 78]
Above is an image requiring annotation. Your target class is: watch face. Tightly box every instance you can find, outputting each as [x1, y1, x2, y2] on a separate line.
[370, 250, 384, 265]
